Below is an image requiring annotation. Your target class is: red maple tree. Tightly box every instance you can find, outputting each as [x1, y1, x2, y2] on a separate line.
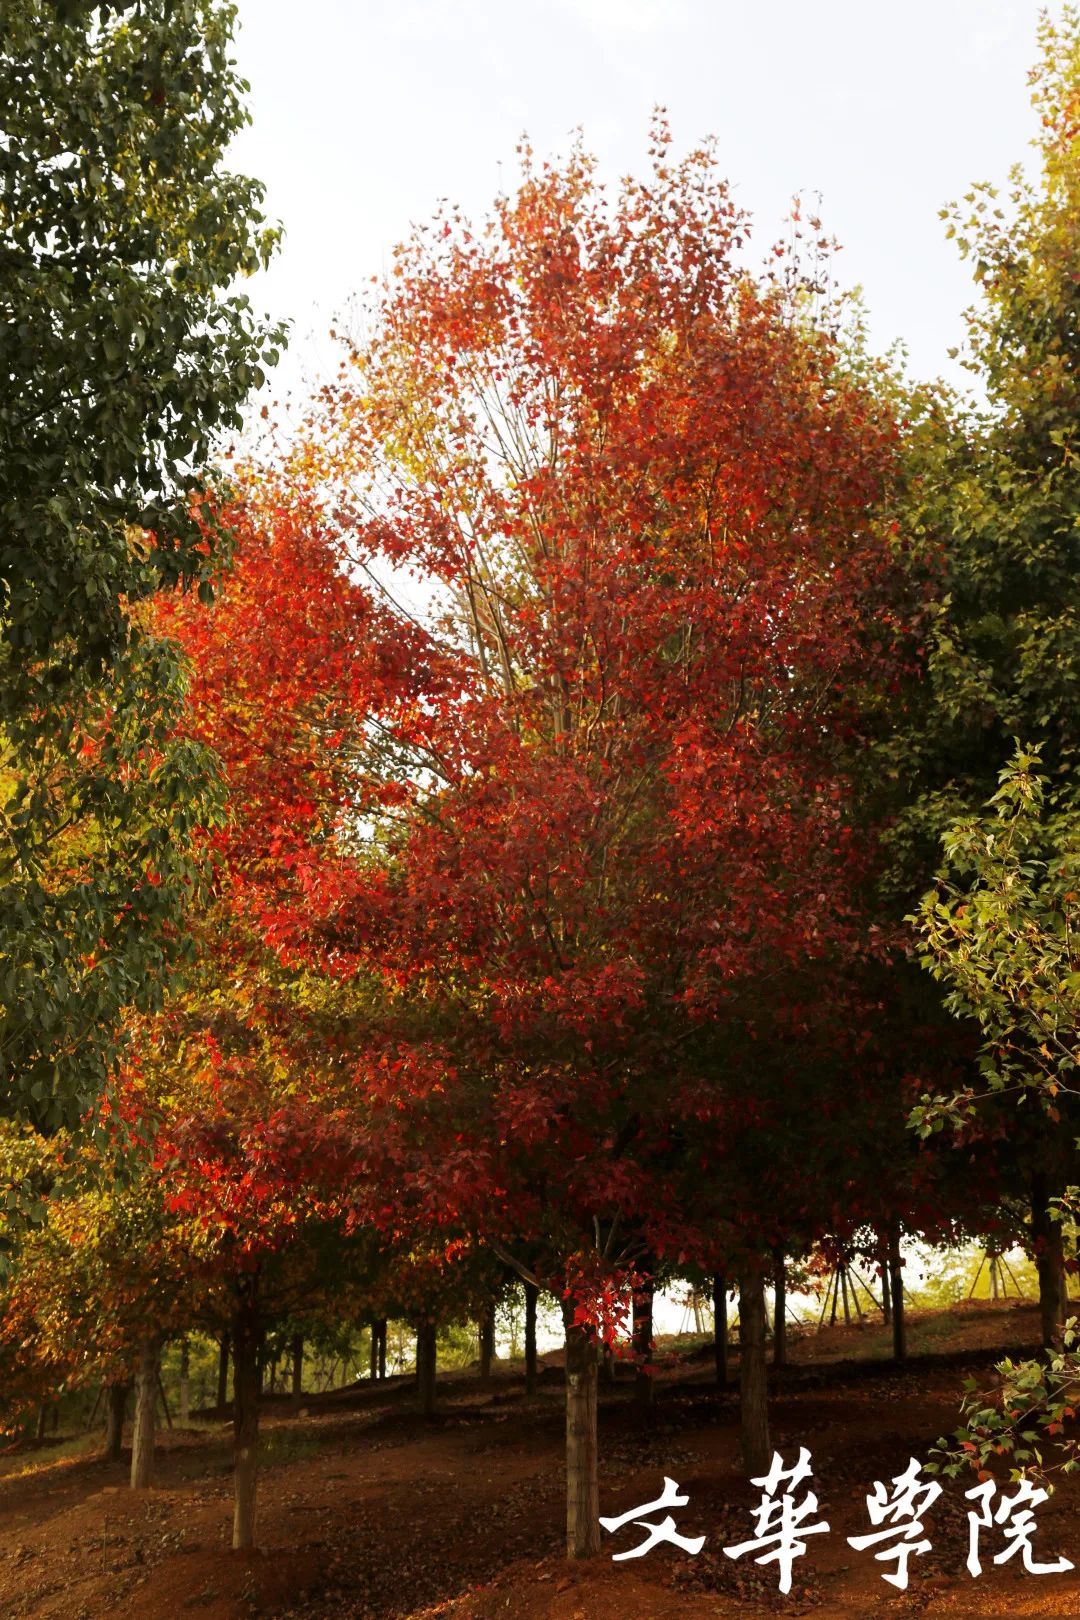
[188, 126, 910, 1555]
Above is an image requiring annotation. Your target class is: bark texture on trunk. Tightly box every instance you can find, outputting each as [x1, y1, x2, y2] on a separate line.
[216, 1333, 230, 1417]
[290, 1333, 304, 1412]
[104, 1381, 128, 1462]
[563, 1314, 600, 1558]
[179, 1337, 190, 1427]
[524, 1281, 539, 1396]
[772, 1248, 787, 1369]
[417, 1322, 437, 1417]
[879, 1241, 892, 1325]
[157, 1369, 172, 1431]
[738, 1268, 770, 1476]
[232, 1281, 262, 1551]
[478, 1307, 495, 1381]
[632, 1272, 654, 1417]
[130, 1335, 158, 1489]
[713, 1274, 729, 1388]
[888, 1222, 906, 1364]
[1032, 1169, 1066, 1350]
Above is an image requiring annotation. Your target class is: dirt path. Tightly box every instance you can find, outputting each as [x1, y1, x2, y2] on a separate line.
[2, 1303, 1078, 1619]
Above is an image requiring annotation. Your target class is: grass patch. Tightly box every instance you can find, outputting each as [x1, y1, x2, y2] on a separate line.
[258, 1427, 339, 1469]
[0, 1430, 98, 1483]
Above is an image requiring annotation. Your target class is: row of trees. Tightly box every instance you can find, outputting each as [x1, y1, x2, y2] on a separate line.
[3, 0, 1080, 1571]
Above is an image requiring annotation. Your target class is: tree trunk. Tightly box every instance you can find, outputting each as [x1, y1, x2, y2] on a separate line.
[290, 1333, 304, 1412]
[416, 1321, 437, 1417]
[888, 1222, 906, 1363]
[713, 1274, 729, 1388]
[216, 1333, 230, 1417]
[130, 1335, 158, 1489]
[478, 1306, 495, 1381]
[562, 1310, 600, 1558]
[104, 1381, 128, 1462]
[772, 1248, 787, 1369]
[35, 1403, 48, 1442]
[524, 1281, 539, 1396]
[1032, 1169, 1066, 1350]
[179, 1336, 190, 1427]
[633, 1272, 654, 1417]
[878, 1240, 891, 1324]
[377, 1318, 387, 1379]
[738, 1268, 770, 1476]
[232, 1281, 262, 1551]
[369, 1323, 378, 1381]
[157, 1369, 173, 1429]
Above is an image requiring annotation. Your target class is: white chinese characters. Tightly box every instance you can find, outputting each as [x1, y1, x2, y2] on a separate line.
[965, 1477, 1075, 1578]
[599, 1475, 706, 1561]
[846, 1456, 942, 1590]
[722, 1447, 830, 1595]
[601, 1452, 1075, 1594]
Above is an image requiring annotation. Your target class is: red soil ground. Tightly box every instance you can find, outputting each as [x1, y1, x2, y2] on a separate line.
[3, 1300, 1079, 1620]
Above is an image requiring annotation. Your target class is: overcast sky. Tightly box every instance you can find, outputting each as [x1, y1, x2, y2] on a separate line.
[226, 0, 1050, 408]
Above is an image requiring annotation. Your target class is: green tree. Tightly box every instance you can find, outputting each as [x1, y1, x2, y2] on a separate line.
[914, 756, 1080, 1477]
[913, 752, 1080, 1344]
[1, 0, 282, 669]
[888, 7, 1080, 859]
[915, 753, 1080, 1119]
[0, 1, 284, 1127]
[889, 8, 1080, 1346]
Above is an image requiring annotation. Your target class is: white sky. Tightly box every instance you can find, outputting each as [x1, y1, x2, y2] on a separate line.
[226, 0, 1049, 409]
